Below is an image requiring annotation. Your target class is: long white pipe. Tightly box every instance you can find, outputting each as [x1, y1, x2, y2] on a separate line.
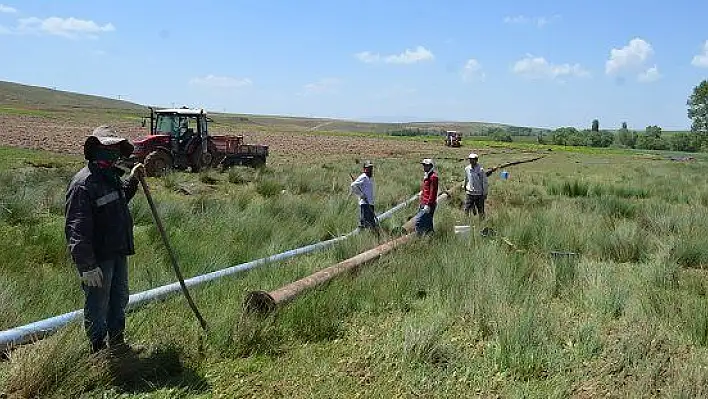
[0, 192, 421, 351]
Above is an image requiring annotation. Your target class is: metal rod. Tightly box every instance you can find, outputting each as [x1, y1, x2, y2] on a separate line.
[136, 172, 209, 331]
[484, 155, 546, 177]
[0, 190, 420, 352]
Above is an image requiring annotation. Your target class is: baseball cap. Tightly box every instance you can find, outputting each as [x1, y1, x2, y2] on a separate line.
[468, 153, 479, 159]
[363, 160, 374, 168]
[421, 158, 434, 166]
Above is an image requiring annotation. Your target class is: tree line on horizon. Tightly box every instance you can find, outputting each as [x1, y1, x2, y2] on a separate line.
[537, 79, 708, 152]
[385, 79, 708, 154]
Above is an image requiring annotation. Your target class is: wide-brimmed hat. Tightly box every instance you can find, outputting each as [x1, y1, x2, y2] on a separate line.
[363, 160, 374, 168]
[84, 125, 134, 160]
[421, 158, 434, 166]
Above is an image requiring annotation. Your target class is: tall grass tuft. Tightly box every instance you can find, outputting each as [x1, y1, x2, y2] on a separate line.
[255, 178, 283, 198]
[402, 318, 454, 368]
[492, 304, 555, 379]
[1, 328, 112, 397]
[546, 179, 592, 197]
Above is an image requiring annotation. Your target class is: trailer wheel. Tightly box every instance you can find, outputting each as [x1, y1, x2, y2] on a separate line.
[250, 156, 266, 168]
[144, 150, 172, 177]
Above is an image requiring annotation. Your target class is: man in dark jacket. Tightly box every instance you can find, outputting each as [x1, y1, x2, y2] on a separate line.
[65, 125, 143, 353]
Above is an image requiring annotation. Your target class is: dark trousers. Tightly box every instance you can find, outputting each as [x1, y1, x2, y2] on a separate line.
[359, 204, 378, 229]
[82, 256, 129, 351]
[414, 203, 437, 235]
[464, 194, 485, 217]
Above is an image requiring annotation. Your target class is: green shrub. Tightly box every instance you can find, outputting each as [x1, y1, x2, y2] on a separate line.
[255, 179, 283, 198]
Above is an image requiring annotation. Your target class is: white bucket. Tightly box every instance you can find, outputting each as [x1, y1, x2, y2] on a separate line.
[454, 225, 471, 236]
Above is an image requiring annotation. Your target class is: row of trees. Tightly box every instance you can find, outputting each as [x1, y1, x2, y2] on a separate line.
[381, 79, 708, 152]
[536, 79, 708, 152]
[539, 123, 703, 151]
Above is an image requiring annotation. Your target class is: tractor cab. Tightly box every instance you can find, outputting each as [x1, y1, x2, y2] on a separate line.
[152, 108, 208, 154]
[445, 130, 462, 147]
[132, 107, 213, 175]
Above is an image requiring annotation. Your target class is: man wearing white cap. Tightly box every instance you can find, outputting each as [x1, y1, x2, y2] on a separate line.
[463, 153, 488, 219]
[350, 160, 379, 232]
[415, 158, 438, 235]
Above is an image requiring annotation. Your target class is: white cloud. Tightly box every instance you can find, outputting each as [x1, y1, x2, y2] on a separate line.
[355, 46, 434, 65]
[355, 51, 380, 63]
[504, 15, 528, 24]
[462, 58, 485, 82]
[12, 17, 115, 38]
[605, 38, 654, 76]
[503, 14, 560, 27]
[638, 66, 661, 82]
[692, 40, 708, 68]
[189, 75, 253, 89]
[512, 54, 589, 80]
[0, 4, 16, 13]
[301, 78, 341, 95]
[385, 46, 434, 64]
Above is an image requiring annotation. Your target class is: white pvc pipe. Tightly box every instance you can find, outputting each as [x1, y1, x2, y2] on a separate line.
[0, 192, 421, 351]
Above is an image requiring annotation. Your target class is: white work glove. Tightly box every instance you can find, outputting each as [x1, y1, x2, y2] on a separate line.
[80, 267, 104, 287]
[423, 205, 431, 214]
[129, 163, 145, 179]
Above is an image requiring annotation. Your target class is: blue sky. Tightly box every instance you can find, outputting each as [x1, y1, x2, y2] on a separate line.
[1, 1, 707, 130]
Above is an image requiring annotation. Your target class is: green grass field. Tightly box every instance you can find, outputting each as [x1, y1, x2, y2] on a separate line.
[2, 80, 708, 397]
[2, 138, 708, 397]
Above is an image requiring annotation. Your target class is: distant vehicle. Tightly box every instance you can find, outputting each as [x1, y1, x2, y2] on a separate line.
[130, 107, 269, 177]
[444, 130, 462, 147]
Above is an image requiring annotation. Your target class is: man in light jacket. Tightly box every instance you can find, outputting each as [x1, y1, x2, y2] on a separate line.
[463, 153, 488, 219]
[350, 160, 378, 231]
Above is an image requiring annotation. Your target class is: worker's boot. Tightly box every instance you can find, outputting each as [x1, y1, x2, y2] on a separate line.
[90, 339, 107, 354]
[108, 333, 146, 356]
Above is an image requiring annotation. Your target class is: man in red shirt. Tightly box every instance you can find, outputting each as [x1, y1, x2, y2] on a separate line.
[415, 158, 438, 235]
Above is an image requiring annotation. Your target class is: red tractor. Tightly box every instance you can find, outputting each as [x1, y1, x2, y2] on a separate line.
[130, 107, 269, 177]
[444, 130, 462, 147]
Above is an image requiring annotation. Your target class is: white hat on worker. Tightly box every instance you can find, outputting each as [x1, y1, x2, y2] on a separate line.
[468, 153, 478, 159]
[421, 158, 434, 166]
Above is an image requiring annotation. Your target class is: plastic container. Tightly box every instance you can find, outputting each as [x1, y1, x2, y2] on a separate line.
[454, 225, 471, 237]
[500, 171, 510, 180]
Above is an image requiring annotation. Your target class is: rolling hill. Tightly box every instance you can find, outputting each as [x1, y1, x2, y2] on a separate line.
[0, 81, 144, 111]
[0, 80, 535, 136]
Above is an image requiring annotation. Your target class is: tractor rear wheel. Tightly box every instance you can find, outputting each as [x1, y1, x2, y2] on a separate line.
[144, 150, 172, 177]
[189, 145, 213, 173]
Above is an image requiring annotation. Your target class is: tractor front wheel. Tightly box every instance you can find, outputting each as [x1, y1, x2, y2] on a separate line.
[144, 150, 172, 177]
